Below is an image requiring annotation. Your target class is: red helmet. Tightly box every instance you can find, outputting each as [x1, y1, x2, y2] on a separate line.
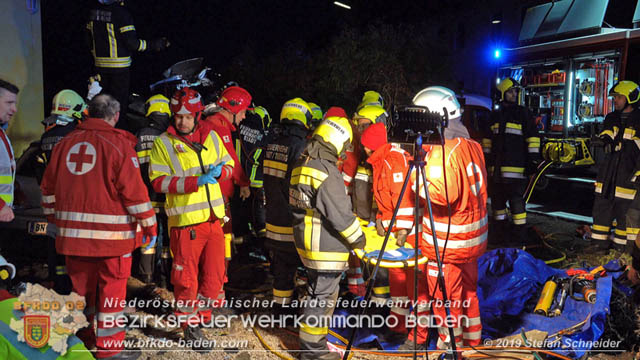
[217, 86, 252, 114]
[170, 88, 204, 116]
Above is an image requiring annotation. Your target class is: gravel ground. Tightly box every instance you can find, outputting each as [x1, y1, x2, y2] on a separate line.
[2, 212, 639, 359]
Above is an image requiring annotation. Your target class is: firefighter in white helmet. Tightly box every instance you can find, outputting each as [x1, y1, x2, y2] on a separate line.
[411, 86, 486, 349]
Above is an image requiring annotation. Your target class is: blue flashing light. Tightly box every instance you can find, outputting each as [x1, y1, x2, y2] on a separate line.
[494, 49, 501, 59]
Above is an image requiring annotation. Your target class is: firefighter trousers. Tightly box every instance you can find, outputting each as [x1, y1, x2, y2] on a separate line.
[592, 195, 631, 250]
[96, 69, 130, 132]
[625, 194, 640, 254]
[171, 220, 226, 326]
[66, 254, 131, 358]
[426, 260, 482, 349]
[490, 180, 527, 243]
[299, 269, 342, 359]
[271, 246, 302, 307]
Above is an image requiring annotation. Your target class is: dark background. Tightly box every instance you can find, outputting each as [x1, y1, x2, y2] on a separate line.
[40, 0, 640, 116]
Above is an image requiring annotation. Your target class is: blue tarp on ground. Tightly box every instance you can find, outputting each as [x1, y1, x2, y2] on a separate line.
[329, 248, 617, 358]
[478, 248, 615, 358]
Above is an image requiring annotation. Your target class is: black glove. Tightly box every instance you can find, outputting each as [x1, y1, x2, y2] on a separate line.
[351, 235, 365, 250]
[395, 229, 408, 247]
[150, 37, 170, 52]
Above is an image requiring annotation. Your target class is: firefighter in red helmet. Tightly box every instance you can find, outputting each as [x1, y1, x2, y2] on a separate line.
[204, 86, 253, 260]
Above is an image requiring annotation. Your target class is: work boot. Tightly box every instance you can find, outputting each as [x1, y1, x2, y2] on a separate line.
[104, 349, 141, 360]
[396, 338, 427, 352]
[300, 350, 341, 360]
[184, 325, 213, 353]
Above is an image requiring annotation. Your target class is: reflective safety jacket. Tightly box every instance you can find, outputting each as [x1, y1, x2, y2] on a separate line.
[482, 103, 540, 181]
[236, 111, 269, 189]
[86, 3, 149, 70]
[0, 129, 15, 211]
[149, 123, 233, 229]
[595, 109, 640, 200]
[289, 145, 365, 272]
[412, 137, 488, 263]
[205, 112, 249, 200]
[263, 124, 308, 251]
[40, 118, 157, 257]
[367, 144, 414, 231]
[136, 124, 166, 213]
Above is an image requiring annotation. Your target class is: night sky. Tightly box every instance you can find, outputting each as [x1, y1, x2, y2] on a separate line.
[40, 1, 469, 108]
[40, 0, 640, 113]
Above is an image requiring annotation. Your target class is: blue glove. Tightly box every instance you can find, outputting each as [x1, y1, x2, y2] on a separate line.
[197, 165, 218, 186]
[210, 162, 224, 178]
[142, 235, 157, 252]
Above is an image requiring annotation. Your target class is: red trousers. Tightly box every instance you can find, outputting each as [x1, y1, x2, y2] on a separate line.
[392, 263, 430, 344]
[426, 260, 482, 349]
[171, 220, 226, 325]
[66, 254, 131, 358]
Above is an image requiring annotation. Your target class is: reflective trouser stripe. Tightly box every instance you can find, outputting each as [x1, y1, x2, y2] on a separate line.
[273, 288, 294, 305]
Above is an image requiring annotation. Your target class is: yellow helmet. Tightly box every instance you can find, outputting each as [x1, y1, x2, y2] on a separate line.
[252, 106, 272, 128]
[496, 77, 521, 101]
[609, 81, 640, 104]
[313, 115, 353, 154]
[145, 94, 171, 117]
[280, 97, 312, 128]
[51, 89, 86, 120]
[357, 90, 384, 111]
[353, 105, 388, 126]
[308, 102, 323, 129]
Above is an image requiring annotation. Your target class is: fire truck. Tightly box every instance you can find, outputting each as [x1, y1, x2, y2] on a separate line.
[496, 0, 640, 185]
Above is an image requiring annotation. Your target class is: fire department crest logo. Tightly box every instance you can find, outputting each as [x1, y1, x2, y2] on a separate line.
[24, 315, 50, 348]
[66, 142, 96, 175]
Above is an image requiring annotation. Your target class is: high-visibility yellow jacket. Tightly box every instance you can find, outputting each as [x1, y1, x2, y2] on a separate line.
[289, 144, 364, 272]
[0, 129, 15, 209]
[149, 124, 233, 229]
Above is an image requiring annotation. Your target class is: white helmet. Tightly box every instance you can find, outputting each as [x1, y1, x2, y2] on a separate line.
[412, 86, 461, 120]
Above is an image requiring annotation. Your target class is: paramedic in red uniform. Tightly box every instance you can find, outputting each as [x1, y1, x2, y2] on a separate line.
[149, 88, 234, 351]
[204, 86, 252, 257]
[41, 94, 157, 360]
[411, 86, 487, 349]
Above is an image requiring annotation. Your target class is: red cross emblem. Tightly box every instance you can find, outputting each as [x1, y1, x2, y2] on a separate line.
[65, 142, 96, 175]
[466, 162, 484, 196]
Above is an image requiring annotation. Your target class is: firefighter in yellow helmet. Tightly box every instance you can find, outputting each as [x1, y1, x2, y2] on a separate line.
[39, 90, 87, 175]
[36, 89, 88, 294]
[308, 102, 323, 130]
[593, 81, 640, 253]
[482, 77, 540, 246]
[132, 94, 172, 286]
[263, 98, 311, 314]
[290, 108, 365, 360]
